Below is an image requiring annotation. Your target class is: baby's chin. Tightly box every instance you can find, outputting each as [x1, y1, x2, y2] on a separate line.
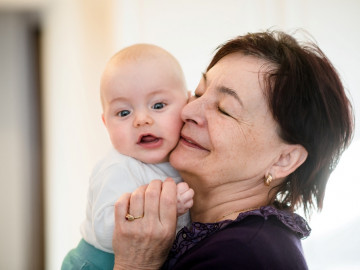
[136, 154, 169, 164]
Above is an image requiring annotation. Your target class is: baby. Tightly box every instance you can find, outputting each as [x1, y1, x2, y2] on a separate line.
[62, 44, 194, 269]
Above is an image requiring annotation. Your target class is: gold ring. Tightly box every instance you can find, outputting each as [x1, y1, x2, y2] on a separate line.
[125, 213, 143, 221]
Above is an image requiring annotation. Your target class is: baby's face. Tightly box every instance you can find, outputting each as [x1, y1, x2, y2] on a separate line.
[101, 57, 188, 164]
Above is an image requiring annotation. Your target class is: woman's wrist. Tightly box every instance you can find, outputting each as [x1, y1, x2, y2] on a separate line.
[113, 258, 162, 270]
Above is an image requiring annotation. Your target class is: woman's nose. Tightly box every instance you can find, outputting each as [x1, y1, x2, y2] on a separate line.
[181, 95, 206, 126]
[133, 112, 154, 127]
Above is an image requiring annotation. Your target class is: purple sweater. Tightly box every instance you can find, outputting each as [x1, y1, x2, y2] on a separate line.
[162, 206, 311, 270]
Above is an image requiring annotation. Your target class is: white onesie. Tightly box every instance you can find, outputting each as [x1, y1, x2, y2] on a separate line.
[80, 148, 190, 253]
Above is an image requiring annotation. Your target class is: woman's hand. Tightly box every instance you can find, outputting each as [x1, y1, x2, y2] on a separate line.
[112, 178, 178, 270]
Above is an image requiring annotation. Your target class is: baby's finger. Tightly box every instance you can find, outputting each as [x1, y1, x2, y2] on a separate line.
[178, 187, 194, 202]
[177, 182, 190, 195]
[183, 199, 194, 209]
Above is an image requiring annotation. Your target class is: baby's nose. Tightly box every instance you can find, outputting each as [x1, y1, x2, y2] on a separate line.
[133, 112, 154, 127]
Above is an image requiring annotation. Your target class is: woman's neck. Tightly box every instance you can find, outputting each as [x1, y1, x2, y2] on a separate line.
[188, 178, 275, 223]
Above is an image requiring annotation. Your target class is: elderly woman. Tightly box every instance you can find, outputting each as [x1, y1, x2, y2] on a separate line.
[112, 30, 354, 270]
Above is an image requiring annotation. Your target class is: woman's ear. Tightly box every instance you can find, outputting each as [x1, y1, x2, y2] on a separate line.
[271, 144, 308, 179]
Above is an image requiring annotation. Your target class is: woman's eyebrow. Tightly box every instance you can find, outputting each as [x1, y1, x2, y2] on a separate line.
[217, 87, 243, 106]
[203, 72, 243, 106]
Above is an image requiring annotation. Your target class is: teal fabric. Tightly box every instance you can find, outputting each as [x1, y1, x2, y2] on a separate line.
[61, 239, 114, 270]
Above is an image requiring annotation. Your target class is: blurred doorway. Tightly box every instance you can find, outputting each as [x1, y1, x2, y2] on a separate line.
[0, 11, 44, 269]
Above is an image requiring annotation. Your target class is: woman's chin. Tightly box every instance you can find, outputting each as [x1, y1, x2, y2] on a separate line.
[169, 148, 179, 166]
[169, 146, 187, 170]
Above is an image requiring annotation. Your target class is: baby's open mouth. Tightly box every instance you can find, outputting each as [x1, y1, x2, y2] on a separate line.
[137, 134, 163, 149]
[139, 134, 159, 144]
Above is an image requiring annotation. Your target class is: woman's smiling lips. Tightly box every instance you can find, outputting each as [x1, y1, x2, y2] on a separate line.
[180, 134, 209, 151]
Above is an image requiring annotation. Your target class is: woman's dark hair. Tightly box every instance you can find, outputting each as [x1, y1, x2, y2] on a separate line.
[207, 30, 354, 215]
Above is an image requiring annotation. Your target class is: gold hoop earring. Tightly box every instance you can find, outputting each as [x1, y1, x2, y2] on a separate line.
[265, 174, 273, 186]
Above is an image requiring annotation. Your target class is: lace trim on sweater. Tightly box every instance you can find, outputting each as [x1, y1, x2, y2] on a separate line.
[162, 205, 311, 269]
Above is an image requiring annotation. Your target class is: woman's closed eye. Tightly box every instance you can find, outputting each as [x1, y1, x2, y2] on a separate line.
[218, 106, 231, 117]
[152, 102, 166, 110]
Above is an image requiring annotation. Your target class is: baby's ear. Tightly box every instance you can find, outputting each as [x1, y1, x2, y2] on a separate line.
[271, 144, 308, 179]
[101, 114, 106, 126]
[187, 90, 192, 99]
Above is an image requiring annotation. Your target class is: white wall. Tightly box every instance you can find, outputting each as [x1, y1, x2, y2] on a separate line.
[41, 0, 116, 268]
[1, 0, 359, 269]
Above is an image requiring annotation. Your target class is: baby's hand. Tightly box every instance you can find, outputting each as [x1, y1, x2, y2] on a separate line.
[176, 182, 194, 216]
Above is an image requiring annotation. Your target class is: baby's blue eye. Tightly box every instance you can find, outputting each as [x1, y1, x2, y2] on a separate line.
[152, 102, 165, 110]
[118, 110, 130, 117]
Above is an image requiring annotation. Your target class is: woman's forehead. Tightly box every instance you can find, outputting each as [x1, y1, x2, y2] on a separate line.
[211, 53, 268, 74]
[204, 54, 268, 93]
